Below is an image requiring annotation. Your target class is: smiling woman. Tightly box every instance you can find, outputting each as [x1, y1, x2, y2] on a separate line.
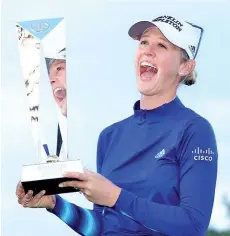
[133, 22, 198, 107]
[45, 48, 67, 117]
[16, 14, 218, 236]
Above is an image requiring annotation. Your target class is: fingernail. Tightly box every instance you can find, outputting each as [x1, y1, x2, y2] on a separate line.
[59, 183, 63, 187]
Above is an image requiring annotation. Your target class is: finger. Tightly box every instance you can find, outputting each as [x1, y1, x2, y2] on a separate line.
[21, 190, 33, 206]
[83, 189, 91, 196]
[18, 189, 32, 204]
[29, 190, 46, 207]
[83, 168, 94, 174]
[63, 171, 88, 181]
[16, 181, 25, 199]
[59, 180, 86, 189]
[84, 195, 93, 202]
[32, 190, 46, 202]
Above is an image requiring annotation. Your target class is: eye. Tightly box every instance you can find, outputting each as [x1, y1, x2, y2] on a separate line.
[158, 43, 167, 49]
[57, 66, 64, 71]
[140, 40, 148, 45]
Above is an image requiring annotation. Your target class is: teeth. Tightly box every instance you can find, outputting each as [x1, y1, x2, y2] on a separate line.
[141, 61, 155, 68]
[54, 88, 65, 93]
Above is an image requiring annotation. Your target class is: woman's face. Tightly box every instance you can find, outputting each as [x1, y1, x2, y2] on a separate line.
[135, 26, 184, 96]
[49, 59, 67, 116]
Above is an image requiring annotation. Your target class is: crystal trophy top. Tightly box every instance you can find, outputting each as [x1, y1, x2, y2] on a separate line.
[16, 17, 83, 195]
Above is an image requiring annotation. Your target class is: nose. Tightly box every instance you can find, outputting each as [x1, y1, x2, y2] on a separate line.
[141, 42, 157, 58]
[143, 46, 156, 58]
[49, 76, 57, 84]
[49, 68, 59, 84]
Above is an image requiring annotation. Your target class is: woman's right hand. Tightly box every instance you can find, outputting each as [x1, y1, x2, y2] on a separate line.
[16, 181, 56, 210]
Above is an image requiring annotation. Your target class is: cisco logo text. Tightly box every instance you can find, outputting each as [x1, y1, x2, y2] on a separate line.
[194, 155, 212, 161]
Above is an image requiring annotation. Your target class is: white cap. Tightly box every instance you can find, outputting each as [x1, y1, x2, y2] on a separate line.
[45, 47, 66, 70]
[128, 15, 203, 59]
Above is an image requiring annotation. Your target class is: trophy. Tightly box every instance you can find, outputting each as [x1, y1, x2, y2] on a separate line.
[16, 17, 83, 195]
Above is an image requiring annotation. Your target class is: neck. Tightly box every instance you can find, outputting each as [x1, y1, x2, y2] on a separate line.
[140, 90, 177, 110]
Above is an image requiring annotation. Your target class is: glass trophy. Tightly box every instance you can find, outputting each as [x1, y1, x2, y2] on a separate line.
[16, 17, 83, 195]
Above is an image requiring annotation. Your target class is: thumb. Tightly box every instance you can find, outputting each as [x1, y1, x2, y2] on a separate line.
[83, 168, 94, 175]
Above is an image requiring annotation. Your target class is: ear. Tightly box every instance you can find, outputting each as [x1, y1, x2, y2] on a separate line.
[178, 60, 196, 77]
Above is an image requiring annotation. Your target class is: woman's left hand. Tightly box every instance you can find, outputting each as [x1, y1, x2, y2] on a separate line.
[59, 169, 121, 207]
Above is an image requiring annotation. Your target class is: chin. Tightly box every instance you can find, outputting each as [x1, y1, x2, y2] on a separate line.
[137, 85, 156, 97]
[61, 107, 67, 117]
[60, 110, 67, 117]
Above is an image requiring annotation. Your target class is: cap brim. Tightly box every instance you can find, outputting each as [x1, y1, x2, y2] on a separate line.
[44, 48, 66, 67]
[45, 58, 54, 70]
[128, 21, 156, 39]
[45, 56, 66, 70]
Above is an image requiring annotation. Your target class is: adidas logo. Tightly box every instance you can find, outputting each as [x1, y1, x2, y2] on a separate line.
[155, 149, 165, 159]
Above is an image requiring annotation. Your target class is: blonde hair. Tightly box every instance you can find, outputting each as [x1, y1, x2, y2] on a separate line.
[180, 49, 197, 86]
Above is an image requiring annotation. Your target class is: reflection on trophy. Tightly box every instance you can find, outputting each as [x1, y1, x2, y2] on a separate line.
[45, 47, 68, 162]
[16, 17, 83, 195]
[46, 47, 67, 117]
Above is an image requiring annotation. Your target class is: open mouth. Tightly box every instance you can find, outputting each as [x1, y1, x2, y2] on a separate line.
[53, 87, 66, 103]
[140, 61, 158, 79]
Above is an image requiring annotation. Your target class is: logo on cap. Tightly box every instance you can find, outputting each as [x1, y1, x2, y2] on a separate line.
[152, 16, 183, 32]
[188, 45, 196, 57]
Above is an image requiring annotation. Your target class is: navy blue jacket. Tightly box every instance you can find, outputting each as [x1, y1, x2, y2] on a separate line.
[48, 97, 218, 236]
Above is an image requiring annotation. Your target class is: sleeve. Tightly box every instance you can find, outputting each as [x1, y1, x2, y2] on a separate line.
[93, 128, 107, 212]
[47, 129, 108, 235]
[47, 195, 102, 236]
[113, 117, 218, 236]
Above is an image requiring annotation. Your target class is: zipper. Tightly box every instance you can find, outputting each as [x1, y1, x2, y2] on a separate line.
[143, 109, 147, 120]
[138, 109, 147, 125]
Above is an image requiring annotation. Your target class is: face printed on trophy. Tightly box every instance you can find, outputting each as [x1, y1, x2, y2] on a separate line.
[46, 50, 67, 117]
[16, 17, 68, 163]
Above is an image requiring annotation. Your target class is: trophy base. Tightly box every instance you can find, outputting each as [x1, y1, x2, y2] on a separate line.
[21, 160, 83, 196]
[22, 177, 80, 196]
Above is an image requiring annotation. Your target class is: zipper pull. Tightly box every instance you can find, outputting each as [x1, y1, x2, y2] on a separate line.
[143, 109, 147, 120]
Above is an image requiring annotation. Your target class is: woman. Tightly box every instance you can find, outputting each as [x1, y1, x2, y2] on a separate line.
[16, 15, 218, 236]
